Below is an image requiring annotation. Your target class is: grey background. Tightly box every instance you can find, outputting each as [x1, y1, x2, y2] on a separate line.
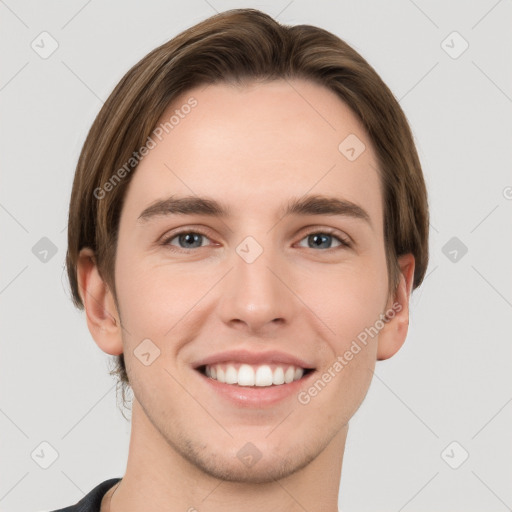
[1, 1, 511, 511]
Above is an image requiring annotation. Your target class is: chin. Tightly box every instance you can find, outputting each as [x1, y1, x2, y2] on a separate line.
[171, 432, 324, 484]
[189, 447, 316, 484]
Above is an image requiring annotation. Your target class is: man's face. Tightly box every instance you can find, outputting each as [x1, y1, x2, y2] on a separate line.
[113, 78, 391, 482]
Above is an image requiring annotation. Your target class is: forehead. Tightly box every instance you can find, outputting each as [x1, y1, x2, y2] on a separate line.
[121, 78, 382, 226]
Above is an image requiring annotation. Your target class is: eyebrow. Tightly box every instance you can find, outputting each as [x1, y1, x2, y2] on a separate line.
[137, 194, 372, 227]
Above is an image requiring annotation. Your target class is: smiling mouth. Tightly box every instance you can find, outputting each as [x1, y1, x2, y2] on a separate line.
[197, 363, 315, 387]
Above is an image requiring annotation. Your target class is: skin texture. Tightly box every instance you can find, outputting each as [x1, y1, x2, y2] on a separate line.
[77, 78, 415, 512]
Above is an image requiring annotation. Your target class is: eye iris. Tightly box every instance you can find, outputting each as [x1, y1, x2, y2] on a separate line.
[309, 233, 332, 249]
[172, 232, 340, 250]
[179, 233, 203, 248]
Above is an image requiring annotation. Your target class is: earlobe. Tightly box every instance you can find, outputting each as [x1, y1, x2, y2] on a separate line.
[77, 247, 123, 356]
[376, 253, 415, 361]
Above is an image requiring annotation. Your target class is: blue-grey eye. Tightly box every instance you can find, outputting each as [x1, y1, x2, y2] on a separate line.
[169, 232, 208, 249]
[297, 233, 346, 249]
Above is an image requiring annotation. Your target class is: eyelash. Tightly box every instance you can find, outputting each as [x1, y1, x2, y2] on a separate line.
[160, 228, 352, 252]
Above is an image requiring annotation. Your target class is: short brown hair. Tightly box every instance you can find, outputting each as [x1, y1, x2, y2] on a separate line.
[66, 8, 429, 407]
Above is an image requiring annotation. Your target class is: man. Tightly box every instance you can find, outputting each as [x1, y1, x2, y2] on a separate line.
[53, 7, 429, 511]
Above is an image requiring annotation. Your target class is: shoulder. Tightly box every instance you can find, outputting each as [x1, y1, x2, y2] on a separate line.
[45, 478, 122, 512]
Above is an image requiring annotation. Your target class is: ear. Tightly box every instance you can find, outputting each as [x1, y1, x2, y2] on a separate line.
[376, 253, 415, 361]
[76, 247, 123, 356]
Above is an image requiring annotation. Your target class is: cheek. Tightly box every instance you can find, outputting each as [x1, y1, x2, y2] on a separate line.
[300, 268, 384, 416]
[117, 268, 174, 330]
[115, 250, 215, 343]
[299, 256, 388, 345]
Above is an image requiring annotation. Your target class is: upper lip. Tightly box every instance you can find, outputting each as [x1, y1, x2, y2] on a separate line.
[192, 349, 315, 370]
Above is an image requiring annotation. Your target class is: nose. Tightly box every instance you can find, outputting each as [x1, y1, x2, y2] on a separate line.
[216, 241, 295, 334]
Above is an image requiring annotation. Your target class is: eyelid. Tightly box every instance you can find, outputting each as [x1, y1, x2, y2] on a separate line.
[160, 225, 352, 250]
[295, 225, 352, 247]
[159, 226, 217, 247]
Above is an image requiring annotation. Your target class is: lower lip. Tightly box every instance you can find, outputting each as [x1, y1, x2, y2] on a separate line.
[197, 370, 317, 407]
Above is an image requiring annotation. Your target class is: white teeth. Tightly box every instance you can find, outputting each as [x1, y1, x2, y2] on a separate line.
[255, 365, 273, 386]
[272, 367, 285, 385]
[284, 366, 295, 384]
[225, 365, 237, 384]
[216, 367, 226, 383]
[204, 363, 307, 387]
[238, 364, 255, 386]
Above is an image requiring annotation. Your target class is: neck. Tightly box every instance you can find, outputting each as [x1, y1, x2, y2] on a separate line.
[107, 398, 346, 512]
